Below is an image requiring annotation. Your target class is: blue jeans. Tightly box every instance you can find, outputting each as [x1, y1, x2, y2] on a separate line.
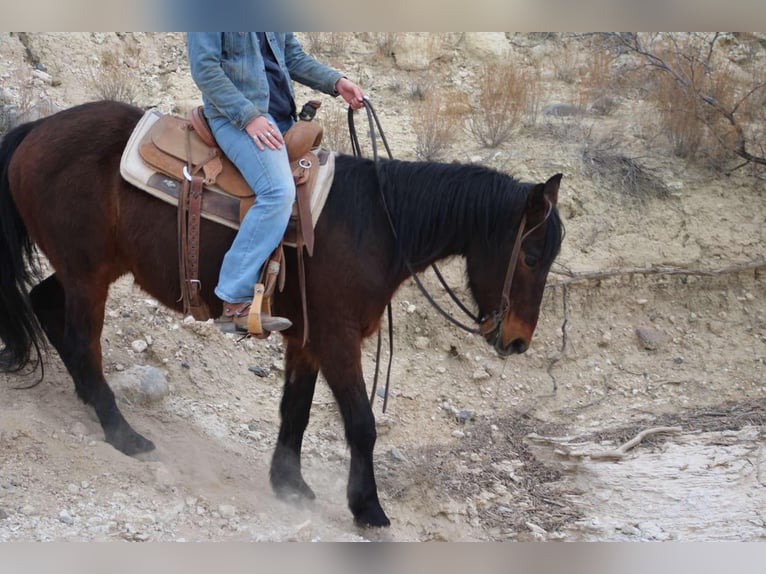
[209, 114, 295, 303]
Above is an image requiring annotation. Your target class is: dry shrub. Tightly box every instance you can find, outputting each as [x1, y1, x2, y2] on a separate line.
[467, 60, 537, 148]
[371, 32, 400, 59]
[411, 89, 466, 161]
[89, 49, 139, 104]
[550, 42, 579, 84]
[319, 106, 353, 155]
[635, 33, 766, 172]
[303, 32, 350, 59]
[1, 71, 54, 134]
[578, 50, 618, 114]
[582, 139, 670, 201]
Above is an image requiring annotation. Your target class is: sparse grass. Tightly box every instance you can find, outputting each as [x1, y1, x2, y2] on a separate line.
[467, 60, 537, 148]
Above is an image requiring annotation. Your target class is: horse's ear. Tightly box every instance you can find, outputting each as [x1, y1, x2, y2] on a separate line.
[527, 173, 562, 212]
[544, 173, 562, 206]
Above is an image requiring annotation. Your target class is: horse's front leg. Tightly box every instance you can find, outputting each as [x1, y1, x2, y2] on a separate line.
[322, 346, 390, 527]
[270, 341, 319, 501]
[30, 274, 155, 455]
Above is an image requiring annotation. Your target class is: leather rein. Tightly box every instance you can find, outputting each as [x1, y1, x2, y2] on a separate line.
[348, 99, 549, 409]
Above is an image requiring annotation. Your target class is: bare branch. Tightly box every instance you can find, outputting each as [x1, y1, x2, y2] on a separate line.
[548, 258, 766, 287]
[555, 426, 684, 461]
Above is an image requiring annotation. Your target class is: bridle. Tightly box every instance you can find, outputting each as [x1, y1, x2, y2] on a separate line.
[348, 99, 552, 406]
[478, 198, 553, 347]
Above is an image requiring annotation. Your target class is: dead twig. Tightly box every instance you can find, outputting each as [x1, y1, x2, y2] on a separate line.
[546, 284, 569, 392]
[555, 426, 683, 461]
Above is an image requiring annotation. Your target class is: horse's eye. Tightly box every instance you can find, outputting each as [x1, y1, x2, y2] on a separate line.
[524, 254, 539, 269]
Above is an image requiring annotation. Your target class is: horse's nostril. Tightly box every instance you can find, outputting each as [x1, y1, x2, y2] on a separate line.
[509, 338, 528, 354]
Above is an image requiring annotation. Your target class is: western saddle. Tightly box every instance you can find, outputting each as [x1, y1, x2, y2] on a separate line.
[137, 101, 324, 339]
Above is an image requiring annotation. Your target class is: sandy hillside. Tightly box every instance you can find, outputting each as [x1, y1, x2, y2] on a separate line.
[0, 32, 764, 541]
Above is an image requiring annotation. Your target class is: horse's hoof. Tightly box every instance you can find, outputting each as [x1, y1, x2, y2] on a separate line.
[107, 429, 156, 456]
[272, 477, 316, 502]
[353, 507, 391, 528]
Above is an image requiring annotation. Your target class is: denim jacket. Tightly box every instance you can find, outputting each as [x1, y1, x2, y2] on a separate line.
[187, 32, 343, 130]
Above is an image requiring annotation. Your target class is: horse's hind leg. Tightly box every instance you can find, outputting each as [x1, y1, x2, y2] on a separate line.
[322, 345, 390, 527]
[30, 274, 154, 455]
[270, 341, 319, 501]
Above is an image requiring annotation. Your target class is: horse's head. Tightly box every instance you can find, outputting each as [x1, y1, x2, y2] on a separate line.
[468, 173, 563, 357]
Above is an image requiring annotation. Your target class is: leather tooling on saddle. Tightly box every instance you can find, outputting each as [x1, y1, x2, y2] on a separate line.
[119, 106, 335, 244]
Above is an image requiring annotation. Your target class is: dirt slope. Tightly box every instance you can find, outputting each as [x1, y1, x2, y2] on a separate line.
[0, 32, 764, 541]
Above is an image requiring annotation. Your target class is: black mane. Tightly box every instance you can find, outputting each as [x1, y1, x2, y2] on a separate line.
[326, 155, 563, 268]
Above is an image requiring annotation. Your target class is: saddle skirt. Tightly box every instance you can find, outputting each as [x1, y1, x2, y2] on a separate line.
[119, 108, 336, 249]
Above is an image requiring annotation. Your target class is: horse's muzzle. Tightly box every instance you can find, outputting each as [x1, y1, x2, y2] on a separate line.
[504, 337, 528, 355]
[484, 325, 529, 357]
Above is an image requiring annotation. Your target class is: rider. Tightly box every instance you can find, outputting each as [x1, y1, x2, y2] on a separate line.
[187, 32, 365, 332]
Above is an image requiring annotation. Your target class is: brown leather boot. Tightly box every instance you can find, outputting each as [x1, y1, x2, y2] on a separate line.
[218, 301, 292, 333]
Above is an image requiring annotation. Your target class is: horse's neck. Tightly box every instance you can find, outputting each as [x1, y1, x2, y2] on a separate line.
[386, 163, 517, 268]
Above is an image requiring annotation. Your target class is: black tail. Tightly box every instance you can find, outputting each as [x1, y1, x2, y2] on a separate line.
[0, 120, 46, 375]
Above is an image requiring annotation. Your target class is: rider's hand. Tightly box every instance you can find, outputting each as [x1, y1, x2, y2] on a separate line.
[246, 115, 284, 151]
[335, 77, 365, 110]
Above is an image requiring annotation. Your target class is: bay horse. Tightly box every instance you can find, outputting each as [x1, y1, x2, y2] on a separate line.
[0, 100, 563, 527]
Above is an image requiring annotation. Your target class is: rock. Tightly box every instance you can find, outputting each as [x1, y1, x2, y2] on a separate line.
[456, 409, 474, 423]
[248, 365, 270, 377]
[218, 504, 237, 518]
[472, 368, 490, 381]
[411, 336, 428, 350]
[131, 339, 148, 353]
[20, 504, 36, 516]
[462, 33, 508, 58]
[0, 508, 8, 520]
[543, 103, 583, 117]
[708, 321, 725, 336]
[393, 34, 447, 71]
[636, 327, 663, 351]
[31, 69, 53, 84]
[58, 509, 74, 525]
[154, 464, 176, 489]
[387, 447, 408, 463]
[70, 422, 89, 438]
[109, 365, 169, 405]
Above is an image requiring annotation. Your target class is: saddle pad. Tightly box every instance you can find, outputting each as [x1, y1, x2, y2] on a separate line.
[120, 108, 336, 233]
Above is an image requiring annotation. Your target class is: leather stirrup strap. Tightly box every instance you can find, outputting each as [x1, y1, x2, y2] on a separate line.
[177, 130, 209, 320]
[186, 175, 206, 318]
[178, 177, 189, 312]
[296, 235, 310, 347]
